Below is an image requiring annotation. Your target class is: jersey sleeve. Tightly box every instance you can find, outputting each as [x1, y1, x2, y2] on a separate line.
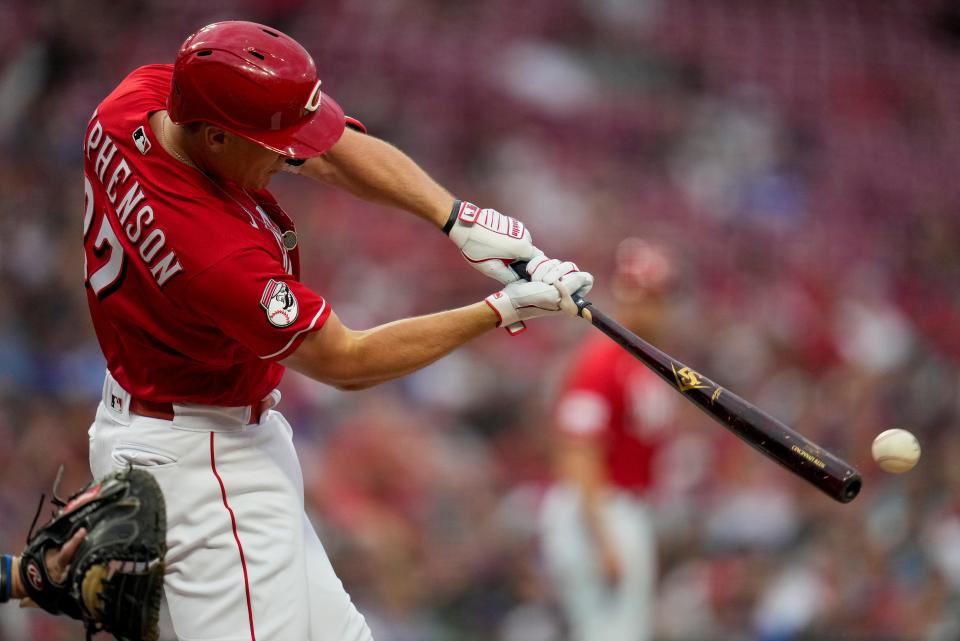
[179, 248, 331, 361]
[555, 346, 619, 439]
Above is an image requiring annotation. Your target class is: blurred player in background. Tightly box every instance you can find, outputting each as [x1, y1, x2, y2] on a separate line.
[82, 20, 591, 641]
[540, 239, 680, 641]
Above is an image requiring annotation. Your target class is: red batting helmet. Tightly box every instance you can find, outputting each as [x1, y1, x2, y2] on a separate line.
[168, 21, 345, 158]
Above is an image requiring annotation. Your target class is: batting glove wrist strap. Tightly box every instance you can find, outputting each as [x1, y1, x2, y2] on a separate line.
[442, 199, 461, 235]
[484, 291, 526, 335]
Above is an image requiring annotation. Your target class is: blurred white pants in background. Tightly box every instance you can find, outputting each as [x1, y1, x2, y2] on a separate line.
[540, 484, 656, 641]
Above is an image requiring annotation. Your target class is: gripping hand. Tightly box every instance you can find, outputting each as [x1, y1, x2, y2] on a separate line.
[446, 200, 537, 284]
[484, 280, 582, 335]
[525, 253, 594, 299]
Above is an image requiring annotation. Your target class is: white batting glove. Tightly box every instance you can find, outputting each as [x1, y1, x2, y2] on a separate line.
[484, 281, 578, 335]
[525, 253, 595, 299]
[445, 200, 537, 284]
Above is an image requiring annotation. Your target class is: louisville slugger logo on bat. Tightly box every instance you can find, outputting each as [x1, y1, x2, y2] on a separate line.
[671, 364, 710, 392]
[671, 364, 725, 404]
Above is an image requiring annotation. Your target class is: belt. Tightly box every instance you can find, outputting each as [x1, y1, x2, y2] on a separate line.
[129, 397, 272, 424]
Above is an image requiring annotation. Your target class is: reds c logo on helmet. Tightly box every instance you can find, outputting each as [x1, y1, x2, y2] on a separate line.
[167, 21, 346, 158]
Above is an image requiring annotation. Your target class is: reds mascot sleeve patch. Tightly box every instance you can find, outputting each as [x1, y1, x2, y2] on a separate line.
[260, 279, 299, 327]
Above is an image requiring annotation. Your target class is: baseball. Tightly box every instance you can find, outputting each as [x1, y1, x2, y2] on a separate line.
[871, 429, 921, 473]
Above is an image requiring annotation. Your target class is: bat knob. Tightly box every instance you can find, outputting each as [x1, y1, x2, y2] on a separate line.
[571, 293, 592, 319]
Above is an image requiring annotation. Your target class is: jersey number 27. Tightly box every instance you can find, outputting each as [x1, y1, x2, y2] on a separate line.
[84, 177, 125, 298]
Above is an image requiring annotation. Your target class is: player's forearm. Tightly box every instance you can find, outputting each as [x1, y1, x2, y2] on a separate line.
[0, 555, 26, 601]
[289, 302, 498, 390]
[299, 129, 454, 229]
[9, 557, 23, 600]
[340, 302, 497, 388]
[581, 491, 612, 546]
[558, 443, 614, 545]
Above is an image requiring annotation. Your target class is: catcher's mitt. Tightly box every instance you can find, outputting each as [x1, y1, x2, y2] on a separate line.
[19, 467, 166, 641]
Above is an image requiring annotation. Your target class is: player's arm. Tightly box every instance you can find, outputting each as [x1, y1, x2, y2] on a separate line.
[291, 128, 453, 228]
[284, 273, 580, 388]
[555, 433, 623, 586]
[290, 129, 596, 289]
[283, 303, 494, 390]
[284, 264, 593, 388]
[554, 387, 624, 585]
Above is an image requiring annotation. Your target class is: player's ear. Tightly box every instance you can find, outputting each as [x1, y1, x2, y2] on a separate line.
[200, 125, 228, 153]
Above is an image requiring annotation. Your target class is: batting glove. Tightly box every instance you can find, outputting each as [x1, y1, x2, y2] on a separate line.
[484, 280, 583, 335]
[445, 200, 537, 284]
[525, 253, 594, 299]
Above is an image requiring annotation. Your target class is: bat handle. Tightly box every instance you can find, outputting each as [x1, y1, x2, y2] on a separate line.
[509, 260, 593, 319]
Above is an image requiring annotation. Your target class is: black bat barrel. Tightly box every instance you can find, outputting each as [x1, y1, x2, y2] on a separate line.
[586, 304, 862, 503]
[509, 260, 862, 504]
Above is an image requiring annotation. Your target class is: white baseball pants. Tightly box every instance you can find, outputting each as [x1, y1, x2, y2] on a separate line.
[89, 372, 373, 641]
[539, 484, 656, 641]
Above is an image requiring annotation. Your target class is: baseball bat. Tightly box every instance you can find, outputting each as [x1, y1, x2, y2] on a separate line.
[513, 261, 862, 503]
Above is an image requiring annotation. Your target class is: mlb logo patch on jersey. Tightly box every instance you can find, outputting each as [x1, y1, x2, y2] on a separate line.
[132, 126, 151, 155]
[260, 279, 299, 328]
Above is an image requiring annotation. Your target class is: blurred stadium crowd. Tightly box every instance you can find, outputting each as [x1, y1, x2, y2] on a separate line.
[1, 0, 960, 639]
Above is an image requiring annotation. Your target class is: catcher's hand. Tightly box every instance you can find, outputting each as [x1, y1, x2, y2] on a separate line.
[25, 527, 88, 589]
[18, 467, 166, 641]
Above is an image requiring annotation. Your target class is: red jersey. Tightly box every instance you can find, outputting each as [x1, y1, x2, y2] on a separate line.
[555, 334, 678, 494]
[82, 65, 331, 405]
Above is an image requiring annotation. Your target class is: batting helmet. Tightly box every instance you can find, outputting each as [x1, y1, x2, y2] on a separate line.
[612, 238, 676, 302]
[168, 21, 345, 158]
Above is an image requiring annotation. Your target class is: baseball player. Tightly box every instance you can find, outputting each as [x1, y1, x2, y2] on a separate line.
[81, 20, 592, 641]
[539, 239, 679, 641]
